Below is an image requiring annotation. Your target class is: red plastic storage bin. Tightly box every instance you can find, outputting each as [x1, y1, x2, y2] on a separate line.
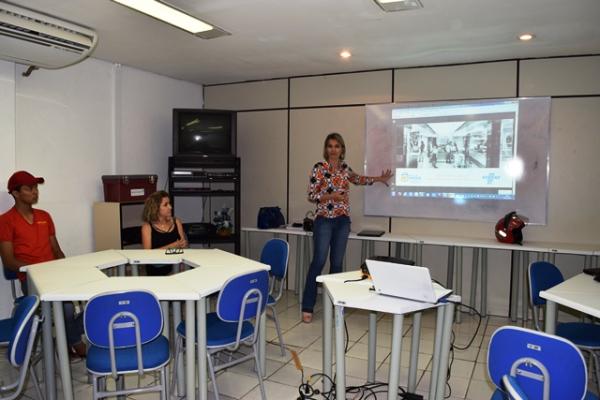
[102, 175, 157, 203]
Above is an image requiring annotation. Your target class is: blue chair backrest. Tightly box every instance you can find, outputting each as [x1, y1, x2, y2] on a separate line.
[217, 270, 269, 323]
[528, 261, 564, 306]
[84, 290, 162, 348]
[8, 295, 39, 367]
[488, 326, 587, 400]
[3, 266, 17, 281]
[260, 239, 289, 280]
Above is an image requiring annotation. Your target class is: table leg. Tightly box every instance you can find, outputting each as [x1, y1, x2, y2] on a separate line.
[408, 312, 422, 392]
[455, 248, 463, 323]
[447, 246, 455, 289]
[367, 311, 377, 382]
[184, 300, 196, 399]
[387, 314, 404, 400]
[416, 243, 423, 265]
[335, 305, 346, 400]
[549, 252, 556, 264]
[509, 250, 520, 322]
[172, 301, 184, 395]
[522, 251, 530, 325]
[295, 235, 302, 295]
[197, 298, 207, 400]
[544, 300, 557, 334]
[53, 301, 73, 400]
[259, 311, 267, 377]
[481, 249, 488, 317]
[470, 248, 479, 315]
[434, 301, 455, 400]
[244, 230, 251, 258]
[428, 305, 445, 400]
[118, 264, 125, 276]
[42, 301, 56, 400]
[323, 288, 333, 394]
[131, 264, 139, 276]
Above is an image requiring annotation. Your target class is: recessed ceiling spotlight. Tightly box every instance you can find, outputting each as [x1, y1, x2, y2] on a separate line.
[340, 50, 352, 59]
[111, 0, 229, 39]
[519, 33, 535, 41]
[374, 0, 423, 12]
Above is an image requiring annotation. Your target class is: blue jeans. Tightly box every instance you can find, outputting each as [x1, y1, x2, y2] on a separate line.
[302, 216, 351, 313]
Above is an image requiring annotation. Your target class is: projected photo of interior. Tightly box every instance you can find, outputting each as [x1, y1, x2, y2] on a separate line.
[364, 97, 550, 223]
[393, 101, 518, 201]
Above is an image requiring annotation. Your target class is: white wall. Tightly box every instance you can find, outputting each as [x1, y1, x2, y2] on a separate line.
[0, 58, 202, 317]
[0, 61, 17, 317]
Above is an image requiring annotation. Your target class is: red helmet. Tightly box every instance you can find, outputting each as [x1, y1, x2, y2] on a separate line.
[495, 211, 527, 245]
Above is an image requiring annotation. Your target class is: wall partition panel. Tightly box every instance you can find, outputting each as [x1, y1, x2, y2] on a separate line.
[237, 110, 288, 228]
[394, 61, 517, 102]
[290, 70, 392, 107]
[519, 56, 600, 96]
[537, 97, 600, 244]
[205, 79, 288, 110]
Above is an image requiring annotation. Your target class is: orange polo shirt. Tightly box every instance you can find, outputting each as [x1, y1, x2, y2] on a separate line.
[0, 206, 56, 281]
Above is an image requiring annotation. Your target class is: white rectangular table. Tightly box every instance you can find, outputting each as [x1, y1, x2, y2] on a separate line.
[540, 273, 600, 334]
[24, 248, 269, 400]
[317, 271, 459, 400]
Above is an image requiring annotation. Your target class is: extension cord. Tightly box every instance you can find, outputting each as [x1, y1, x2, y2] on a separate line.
[403, 393, 424, 400]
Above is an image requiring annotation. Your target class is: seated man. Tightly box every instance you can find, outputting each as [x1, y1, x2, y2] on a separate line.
[0, 171, 86, 357]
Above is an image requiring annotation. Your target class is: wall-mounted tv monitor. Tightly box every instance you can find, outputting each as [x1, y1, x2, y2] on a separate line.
[364, 97, 551, 224]
[173, 109, 236, 157]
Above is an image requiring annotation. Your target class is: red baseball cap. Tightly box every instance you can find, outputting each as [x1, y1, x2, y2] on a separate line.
[7, 171, 45, 193]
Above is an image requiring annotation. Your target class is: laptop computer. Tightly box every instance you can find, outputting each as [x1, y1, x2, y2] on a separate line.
[366, 259, 452, 303]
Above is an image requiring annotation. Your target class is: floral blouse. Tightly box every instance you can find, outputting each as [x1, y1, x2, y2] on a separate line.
[308, 161, 373, 218]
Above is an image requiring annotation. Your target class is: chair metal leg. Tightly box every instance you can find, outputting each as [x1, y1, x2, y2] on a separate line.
[30, 364, 45, 400]
[269, 305, 286, 356]
[253, 343, 267, 400]
[160, 368, 167, 400]
[92, 375, 99, 400]
[207, 353, 220, 400]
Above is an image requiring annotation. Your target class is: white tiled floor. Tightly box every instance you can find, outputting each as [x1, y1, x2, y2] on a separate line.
[3, 290, 598, 399]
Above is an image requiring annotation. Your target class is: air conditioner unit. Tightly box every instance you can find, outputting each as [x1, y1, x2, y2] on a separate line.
[0, 1, 98, 69]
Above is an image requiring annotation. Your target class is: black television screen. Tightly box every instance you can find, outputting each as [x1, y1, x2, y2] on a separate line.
[173, 109, 236, 157]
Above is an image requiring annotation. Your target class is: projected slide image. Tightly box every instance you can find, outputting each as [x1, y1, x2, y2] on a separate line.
[364, 97, 551, 223]
[391, 102, 519, 199]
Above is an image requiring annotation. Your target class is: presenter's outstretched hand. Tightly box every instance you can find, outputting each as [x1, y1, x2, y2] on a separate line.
[377, 169, 393, 186]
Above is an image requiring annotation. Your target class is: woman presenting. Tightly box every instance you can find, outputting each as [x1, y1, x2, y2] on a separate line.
[141, 191, 188, 276]
[301, 133, 392, 322]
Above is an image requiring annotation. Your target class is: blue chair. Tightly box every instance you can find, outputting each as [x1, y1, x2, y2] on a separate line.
[84, 290, 170, 400]
[2, 267, 19, 301]
[488, 326, 598, 400]
[261, 238, 290, 356]
[528, 261, 600, 391]
[174, 269, 269, 400]
[0, 295, 43, 400]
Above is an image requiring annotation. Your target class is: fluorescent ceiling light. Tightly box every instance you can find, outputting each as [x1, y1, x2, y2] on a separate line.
[112, 0, 213, 33]
[374, 0, 423, 12]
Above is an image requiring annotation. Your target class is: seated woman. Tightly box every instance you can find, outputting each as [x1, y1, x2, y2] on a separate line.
[141, 191, 188, 276]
